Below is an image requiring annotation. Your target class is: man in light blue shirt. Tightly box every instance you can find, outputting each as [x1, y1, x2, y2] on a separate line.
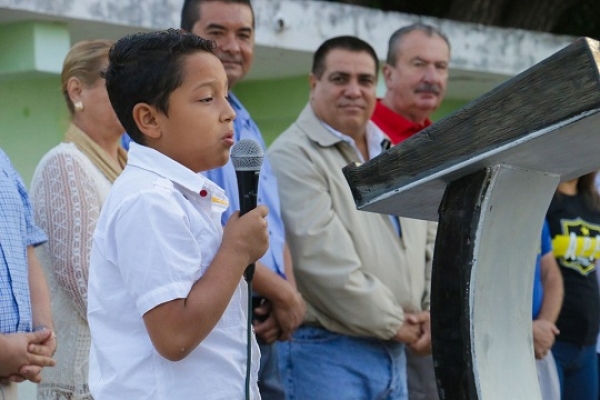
[0, 148, 56, 399]
[181, 1, 306, 398]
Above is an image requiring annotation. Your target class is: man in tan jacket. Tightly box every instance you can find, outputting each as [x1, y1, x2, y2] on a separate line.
[269, 35, 437, 400]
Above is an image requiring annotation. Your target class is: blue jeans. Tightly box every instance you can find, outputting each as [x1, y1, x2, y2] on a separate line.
[552, 340, 599, 400]
[258, 339, 286, 400]
[278, 326, 407, 400]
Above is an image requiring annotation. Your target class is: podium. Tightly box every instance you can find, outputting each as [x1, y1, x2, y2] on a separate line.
[343, 38, 600, 399]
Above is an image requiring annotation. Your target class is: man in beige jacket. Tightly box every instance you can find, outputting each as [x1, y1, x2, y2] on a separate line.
[269, 35, 437, 400]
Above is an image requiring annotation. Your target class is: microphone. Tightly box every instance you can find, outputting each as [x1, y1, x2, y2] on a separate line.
[230, 139, 264, 281]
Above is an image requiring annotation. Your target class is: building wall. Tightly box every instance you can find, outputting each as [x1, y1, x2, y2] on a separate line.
[0, 75, 68, 184]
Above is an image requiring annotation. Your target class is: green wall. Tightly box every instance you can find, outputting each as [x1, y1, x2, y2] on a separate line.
[0, 76, 68, 184]
[0, 21, 69, 185]
[234, 75, 310, 145]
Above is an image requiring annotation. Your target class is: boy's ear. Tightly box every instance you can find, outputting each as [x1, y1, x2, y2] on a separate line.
[133, 103, 162, 140]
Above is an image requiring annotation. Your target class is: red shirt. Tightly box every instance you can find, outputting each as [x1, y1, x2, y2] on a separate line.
[371, 99, 431, 145]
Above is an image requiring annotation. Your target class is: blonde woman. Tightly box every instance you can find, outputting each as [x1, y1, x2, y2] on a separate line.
[30, 39, 126, 400]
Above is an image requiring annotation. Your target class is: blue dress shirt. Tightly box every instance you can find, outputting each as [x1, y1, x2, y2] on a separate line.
[203, 93, 286, 278]
[0, 149, 47, 333]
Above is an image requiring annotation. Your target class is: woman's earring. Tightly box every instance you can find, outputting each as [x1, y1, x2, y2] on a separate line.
[74, 101, 84, 112]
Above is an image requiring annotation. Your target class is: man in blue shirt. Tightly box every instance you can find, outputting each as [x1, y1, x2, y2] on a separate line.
[0, 148, 56, 399]
[180, 1, 306, 398]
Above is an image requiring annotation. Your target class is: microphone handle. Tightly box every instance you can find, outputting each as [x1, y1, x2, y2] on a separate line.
[235, 170, 260, 281]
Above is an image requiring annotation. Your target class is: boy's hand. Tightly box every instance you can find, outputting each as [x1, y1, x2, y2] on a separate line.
[222, 205, 270, 269]
[28, 327, 57, 361]
[0, 329, 56, 382]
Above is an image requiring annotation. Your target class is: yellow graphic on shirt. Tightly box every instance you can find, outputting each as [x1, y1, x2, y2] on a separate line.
[211, 196, 229, 207]
[552, 218, 600, 275]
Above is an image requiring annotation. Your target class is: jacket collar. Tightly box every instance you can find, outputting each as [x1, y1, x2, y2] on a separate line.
[296, 104, 344, 148]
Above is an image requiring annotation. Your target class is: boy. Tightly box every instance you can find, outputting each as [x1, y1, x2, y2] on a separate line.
[87, 29, 269, 399]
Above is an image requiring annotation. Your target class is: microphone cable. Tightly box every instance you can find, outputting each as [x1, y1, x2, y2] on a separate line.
[245, 268, 254, 400]
[244, 266, 255, 400]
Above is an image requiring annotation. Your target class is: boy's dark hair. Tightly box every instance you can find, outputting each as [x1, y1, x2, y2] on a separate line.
[386, 23, 451, 66]
[103, 29, 215, 145]
[311, 36, 379, 79]
[180, 0, 255, 31]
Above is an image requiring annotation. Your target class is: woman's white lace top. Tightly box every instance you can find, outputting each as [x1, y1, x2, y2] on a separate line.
[30, 143, 112, 400]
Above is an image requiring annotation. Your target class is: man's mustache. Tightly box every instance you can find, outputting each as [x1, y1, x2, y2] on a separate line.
[415, 84, 442, 95]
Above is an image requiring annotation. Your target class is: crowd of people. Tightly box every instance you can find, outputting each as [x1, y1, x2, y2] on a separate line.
[0, 0, 599, 399]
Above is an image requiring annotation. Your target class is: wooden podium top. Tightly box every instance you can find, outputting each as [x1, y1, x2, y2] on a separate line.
[343, 37, 600, 221]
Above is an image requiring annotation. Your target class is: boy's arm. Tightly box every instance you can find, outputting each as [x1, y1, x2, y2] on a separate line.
[3, 248, 56, 382]
[27, 246, 56, 356]
[142, 206, 269, 362]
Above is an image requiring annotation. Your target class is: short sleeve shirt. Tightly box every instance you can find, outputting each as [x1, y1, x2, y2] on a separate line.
[0, 149, 47, 333]
[88, 143, 259, 399]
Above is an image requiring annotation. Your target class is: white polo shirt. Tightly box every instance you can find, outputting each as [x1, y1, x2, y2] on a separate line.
[88, 142, 260, 400]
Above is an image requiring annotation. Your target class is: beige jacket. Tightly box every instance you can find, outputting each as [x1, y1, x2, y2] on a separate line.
[268, 104, 437, 340]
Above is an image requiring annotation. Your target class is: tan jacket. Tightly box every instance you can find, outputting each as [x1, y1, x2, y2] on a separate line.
[268, 104, 437, 340]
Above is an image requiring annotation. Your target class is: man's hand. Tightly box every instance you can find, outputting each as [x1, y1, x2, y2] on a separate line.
[392, 313, 422, 344]
[0, 329, 56, 383]
[408, 311, 432, 356]
[251, 263, 306, 343]
[269, 286, 305, 341]
[253, 301, 281, 344]
[532, 319, 559, 359]
[253, 287, 306, 343]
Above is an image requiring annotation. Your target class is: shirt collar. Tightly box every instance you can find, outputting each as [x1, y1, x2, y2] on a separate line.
[127, 141, 218, 196]
[320, 119, 388, 162]
[371, 99, 431, 145]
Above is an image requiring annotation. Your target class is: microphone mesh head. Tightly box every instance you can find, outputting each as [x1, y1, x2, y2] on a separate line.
[230, 139, 264, 171]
